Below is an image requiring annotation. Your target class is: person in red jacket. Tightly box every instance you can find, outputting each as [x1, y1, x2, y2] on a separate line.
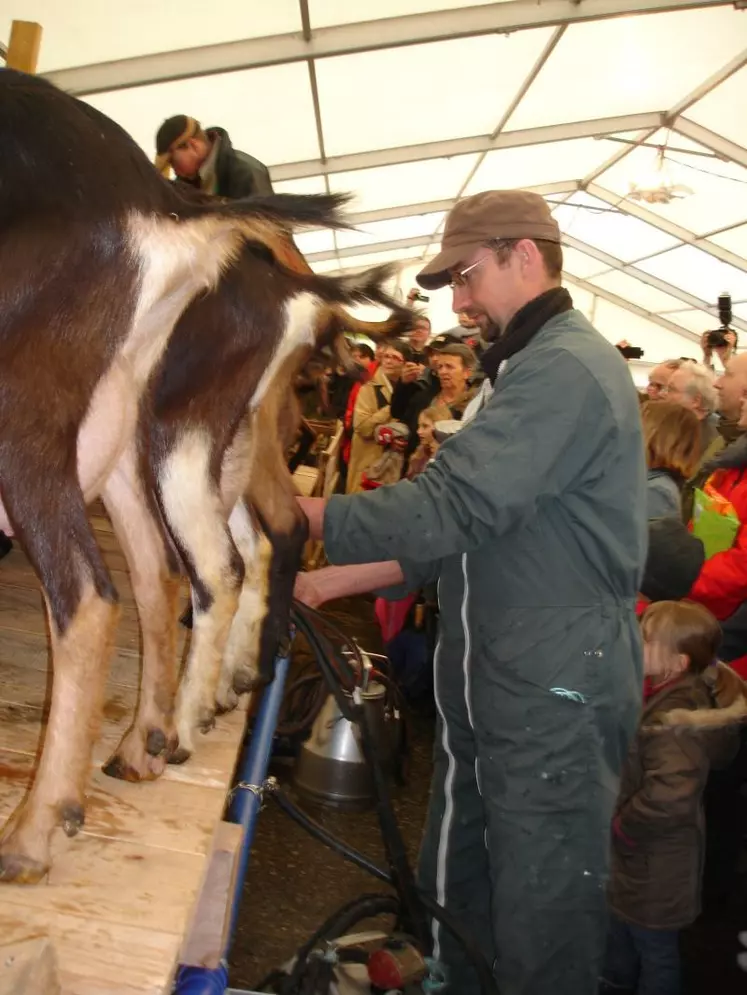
[687, 352, 747, 678]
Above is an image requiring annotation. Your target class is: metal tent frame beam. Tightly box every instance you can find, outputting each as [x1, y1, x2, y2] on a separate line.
[563, 273, 702, 342]
[43, 0, 735, 96]
[672, 116, 747, 169]
[562, 234, 747, 332]
[586, 183, 747, 273]
[311, 181, 578, 229]
[305, 228, 742, 335]
[305, 227, 735, 341]
[270, 113, 664, 182]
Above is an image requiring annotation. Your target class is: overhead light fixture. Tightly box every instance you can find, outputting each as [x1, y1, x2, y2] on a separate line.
[627, 146, 693, 205]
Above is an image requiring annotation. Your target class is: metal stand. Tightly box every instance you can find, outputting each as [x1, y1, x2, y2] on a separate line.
[172, 653, 290, 995]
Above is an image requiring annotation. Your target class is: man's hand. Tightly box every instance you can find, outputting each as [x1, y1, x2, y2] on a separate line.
[297, 496, 326, 540]
[701, 331, 713, 367]
[716, 329, 738, 366]
[702, 329, 737, 368]
[402, 361, 425, 384]
[293, 570, 325, 609]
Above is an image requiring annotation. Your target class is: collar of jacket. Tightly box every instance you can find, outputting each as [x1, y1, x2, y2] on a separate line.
[480, 286, 574, 385]
[701, 431, 747, 475]
[643, 661, 747, 731]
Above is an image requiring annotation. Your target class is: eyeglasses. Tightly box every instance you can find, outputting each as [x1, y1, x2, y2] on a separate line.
[448, 241, 512, 290]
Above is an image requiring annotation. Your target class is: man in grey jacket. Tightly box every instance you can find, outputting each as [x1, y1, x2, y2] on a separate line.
[297, 190, 647, 995]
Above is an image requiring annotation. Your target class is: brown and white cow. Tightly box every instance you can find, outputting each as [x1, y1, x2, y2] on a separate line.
[0, 69, 413, 882]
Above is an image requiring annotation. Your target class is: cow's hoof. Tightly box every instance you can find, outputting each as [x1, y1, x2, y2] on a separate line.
[145, 728, 169, 757]
[0, 852, 47, 884]
[198, 712, 216, 735]
[102, 755, 144, 782]
[232, 671, 263, 695]
[167, 746, 192, 766]
[215, 688, 239, 715]
[60, 802, 85, 838]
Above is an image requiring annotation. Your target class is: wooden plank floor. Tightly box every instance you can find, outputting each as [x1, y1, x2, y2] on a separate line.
[0, 507, 249, 994]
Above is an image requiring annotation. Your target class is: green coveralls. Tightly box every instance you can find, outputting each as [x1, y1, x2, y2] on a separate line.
[323, 310, 647, 995]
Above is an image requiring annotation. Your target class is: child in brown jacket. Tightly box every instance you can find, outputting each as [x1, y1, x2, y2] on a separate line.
[600, 600, 747, 995]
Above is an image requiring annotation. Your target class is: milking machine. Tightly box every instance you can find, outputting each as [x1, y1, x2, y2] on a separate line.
[172, 603, 499, 995]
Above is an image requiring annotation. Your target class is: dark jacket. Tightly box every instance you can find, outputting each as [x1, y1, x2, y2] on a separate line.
[646, 468, 682, 520]
[178, 127, 273, 199]
[609, 663, 746, 930]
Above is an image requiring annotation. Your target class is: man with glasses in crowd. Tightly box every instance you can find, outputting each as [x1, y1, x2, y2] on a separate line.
[296, 190, 646, 995]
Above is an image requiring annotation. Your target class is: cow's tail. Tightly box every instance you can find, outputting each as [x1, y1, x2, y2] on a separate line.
[178, 191, 354, 232]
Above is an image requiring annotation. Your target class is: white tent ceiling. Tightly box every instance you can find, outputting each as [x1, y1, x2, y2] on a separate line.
[4, 0, 747, 377]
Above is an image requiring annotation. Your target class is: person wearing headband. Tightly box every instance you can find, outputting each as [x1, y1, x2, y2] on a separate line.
[154, 115, 273, 199]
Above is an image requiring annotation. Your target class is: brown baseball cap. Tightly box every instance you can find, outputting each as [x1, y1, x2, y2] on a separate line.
[417, 190, 561, 290]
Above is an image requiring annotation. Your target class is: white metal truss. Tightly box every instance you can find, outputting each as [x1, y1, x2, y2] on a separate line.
[563, 273, 702, 343]
[672, 117, 747, 170]
[328, 184, 579, 227]
[26, 0, 747, 343]
[305, 226, 744, 335]
[42, 0, 735, 96]
[561, 234, 747, 332]
[586, 183, 747, 273]
[270, 113, 665, 182]
[579, 46, 747, 187]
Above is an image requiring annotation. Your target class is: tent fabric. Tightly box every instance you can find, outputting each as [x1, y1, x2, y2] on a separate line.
[5, 1, 747, 377]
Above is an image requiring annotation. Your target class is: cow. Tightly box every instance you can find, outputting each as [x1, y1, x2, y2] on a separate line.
[0, 69, 413, 883]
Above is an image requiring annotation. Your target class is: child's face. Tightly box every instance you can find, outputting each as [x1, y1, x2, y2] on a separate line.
[643, 639, 689, 680]
[417, 416, 435, 446]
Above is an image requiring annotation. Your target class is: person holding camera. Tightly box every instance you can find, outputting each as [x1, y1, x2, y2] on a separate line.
[702, 328, 738, 370]
[701, 292, 738, 371]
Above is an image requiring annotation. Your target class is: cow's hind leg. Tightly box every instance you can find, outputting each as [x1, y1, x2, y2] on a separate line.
[101, 444, 181, 781]
[229, 393, 308, 693]
[159, 429, 243, 763]
[0, 468, 118, 883]
[217, 499, 271, 705]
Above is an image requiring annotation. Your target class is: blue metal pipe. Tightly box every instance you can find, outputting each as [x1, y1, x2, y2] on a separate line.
[226, 652, 290, 942]
[172, 652, 291, 995]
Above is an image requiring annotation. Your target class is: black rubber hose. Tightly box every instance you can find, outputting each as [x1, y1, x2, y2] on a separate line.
[354, 694, 431, 951]
[291, 603, 430, 948]
[275, 673, 328, 738]
[268, 787, 499, 993]
[269, 786, 391, 885]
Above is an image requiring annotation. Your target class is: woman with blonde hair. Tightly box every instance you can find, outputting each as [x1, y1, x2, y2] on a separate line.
[641, 400, 700, 519]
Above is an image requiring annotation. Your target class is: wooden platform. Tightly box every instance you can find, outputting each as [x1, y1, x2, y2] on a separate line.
[0, 508, 249, 994]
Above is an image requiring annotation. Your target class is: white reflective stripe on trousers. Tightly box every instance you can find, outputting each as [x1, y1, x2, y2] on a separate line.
[432, 577, 452, 961]
[461, 553, 482, 797]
